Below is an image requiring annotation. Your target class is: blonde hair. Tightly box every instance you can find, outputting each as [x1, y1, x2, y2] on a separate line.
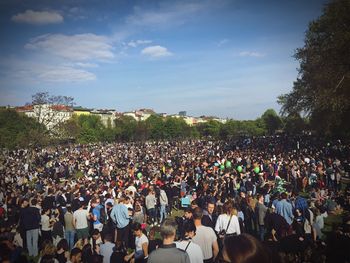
[41, 242, 56, 257]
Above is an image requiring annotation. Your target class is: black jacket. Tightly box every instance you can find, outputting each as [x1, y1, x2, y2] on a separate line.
[20, 206, 41, 231]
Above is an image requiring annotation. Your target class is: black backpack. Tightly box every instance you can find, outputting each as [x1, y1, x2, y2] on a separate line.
[99, 205, 107, 224]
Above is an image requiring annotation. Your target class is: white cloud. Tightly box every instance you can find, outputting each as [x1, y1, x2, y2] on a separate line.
[126, 2, 206, 28]
[239, 51, 265, 57]
[38, 66, 96, 82]
[75, 62, 99, 68]
[127, 40, 152, 48]
[2, 58, 96, 82]
[141, 45, 173, 58]
[25, 33, 114, 61]
[217, 39, 229, 47]
[11, 10, 63, 25]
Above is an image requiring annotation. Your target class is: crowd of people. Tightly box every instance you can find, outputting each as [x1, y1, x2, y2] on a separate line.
[0, 135, 350, 263]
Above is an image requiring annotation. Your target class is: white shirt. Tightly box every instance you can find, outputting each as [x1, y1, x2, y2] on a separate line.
[192, 225, 217, 260]
[73, 209, 89, 229]
[176, 240, 204, 263]
[41, 214, 51, 231]
[135, 234, 148, 252]
[215, 214, 241, 235]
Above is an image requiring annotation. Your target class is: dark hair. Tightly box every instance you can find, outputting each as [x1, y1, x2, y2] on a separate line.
[182, 220, 196, 239]
[104, 233, 113, 242]
[132, 222, 142, 231]
[31, 198, 37, 206]
[40, 255, 55, 263]
[192, 207, 203, 220]
[281, 192, 288, 199]
[223, 234, 271, 263]
[82, 244, 93, 263]
[90, 255, 103, 263]
[92, 229, 100, 236]
[184, 207, 193, 214]
[70, 248, 82, 259]
[57, 239, 69, 251]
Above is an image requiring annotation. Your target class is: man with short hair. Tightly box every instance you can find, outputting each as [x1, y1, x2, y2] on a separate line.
[275, 192, 294, 225]
[176, 220, 204, 263]
[73, 201, 90, 242]
[110, 199, 130, 246]
[148, 218, 190, 263]
[255, 194, 268, 241]
[99, 233, 115, 263]
[145, 189, 157, 226]
[192, 207, 219, 263]
[92, 198, 104, 232]
[20, 198, 41, 257]
[202, 201, 217, 229]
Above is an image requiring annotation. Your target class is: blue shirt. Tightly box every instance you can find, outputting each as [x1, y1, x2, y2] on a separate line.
[275, 199, 294, 225]
[92, 205, 102, 225]
[110, 204, 130, 228]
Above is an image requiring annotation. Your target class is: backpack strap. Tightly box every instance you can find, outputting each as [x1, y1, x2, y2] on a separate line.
[184, 241, 191, 252]
[225, 215, 233, 234]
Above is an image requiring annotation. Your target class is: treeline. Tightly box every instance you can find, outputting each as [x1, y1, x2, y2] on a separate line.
[0, 108, 309, 149]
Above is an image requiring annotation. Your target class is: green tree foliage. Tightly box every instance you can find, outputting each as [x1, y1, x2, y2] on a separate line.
[261, 109, 282, 135]
[282, 113, 308, 135]
[278, 0, 350, 137]
[114, 115, 138, 141]
[0, 109, 48, 149]
[197, 120, 222, 139]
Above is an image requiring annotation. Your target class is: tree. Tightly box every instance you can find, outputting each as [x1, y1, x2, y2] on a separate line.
[31, 92, 75, 135]
[261, 109, 282, 135]
[114, 116, 138, 141]
[197, 120, 222, 139]
[283, 113, 308, 135]
[278, 0, 350, 137]
[0, 109, 48, 149]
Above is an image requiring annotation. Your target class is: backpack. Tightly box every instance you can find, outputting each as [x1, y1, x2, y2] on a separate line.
[99, 206, 107, 224]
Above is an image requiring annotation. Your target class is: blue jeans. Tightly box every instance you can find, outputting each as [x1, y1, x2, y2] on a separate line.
[258, 225, 266, 241]
[148, 208, 156, 223]
[160, 205, 167, 223]
[26, 228, 39, 257]
[65, 230, 75, 250]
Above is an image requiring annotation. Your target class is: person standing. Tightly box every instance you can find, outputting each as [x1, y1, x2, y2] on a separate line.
[255, 194, 268, 241]
[91, 198, 104, 232]
[275, 193, 294, 225]
[145, 189, 157, 226]
[159, 187, 168, 224]
[20, 198, 41, 257]
[124, 223, 149, 263]
[41, 208, 53, 243]
[73, 201, 90, 243]
[192, 207, 219, 263]
[147, 218, 190, 263]
[176, 220, 204, 263]
[202, 201, 217, 230]
[64, 205, 75, 250]
[215, 201, 241, 236]
[110, 198, 131, 247]
[99, 233, 115, 263]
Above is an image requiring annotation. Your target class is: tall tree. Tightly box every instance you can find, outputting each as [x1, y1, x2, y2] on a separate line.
[278, 0, 350, 137]
[261, 109, 282, 135]
[31, 92, 75, 135]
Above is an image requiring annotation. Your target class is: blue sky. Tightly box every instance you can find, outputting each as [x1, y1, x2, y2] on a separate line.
[0, 0, 326, 119]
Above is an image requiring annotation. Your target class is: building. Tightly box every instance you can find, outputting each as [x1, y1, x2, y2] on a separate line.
[73, 107, 92, 116]
[91, 109, 117, 128]
[16, 104, 73, 130]
[123, 108, 155, 121]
